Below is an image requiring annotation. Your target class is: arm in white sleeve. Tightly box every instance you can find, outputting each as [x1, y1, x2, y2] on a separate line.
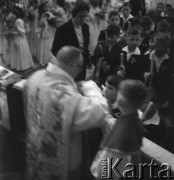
[16, 19, 25, 33]
[73, 80, 109, 131]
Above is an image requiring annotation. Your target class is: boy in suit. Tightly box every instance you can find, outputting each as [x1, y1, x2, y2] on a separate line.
[121, 27, 149, 81]
[139, 16, 153, 55]
[120, 2, 134, 32]
[93, 80, 147, 179]
[93, 24, 122, 85]
[103, 74, 123, 119]
[98, 10, 122, 42]
[144, 32, 172, 106]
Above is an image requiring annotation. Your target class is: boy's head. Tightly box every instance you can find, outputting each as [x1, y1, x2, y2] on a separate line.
[89, 0, 98, 8]
[166, 4, 172, 12]
[106, 24, 120, 45]
[116, 79, 147, 113]
[131, 16, 141, 29]
[157, 21, 169, 33]
[153, 32, 171, 57]
[107, 10, 120, 26]
[126, 27, 140, 51]
[146, 10, 157, 25]
[104, 75, 123, 104]
[122, 2, 131, 18]
[156, 2, 165, 13]
[139, 16, 153, 37]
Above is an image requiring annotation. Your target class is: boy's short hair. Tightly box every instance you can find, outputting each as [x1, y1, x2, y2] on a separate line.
[131, 16, 141, 27]
[139, 16, 153, 30]
[89, 0, 98, 8]
[127, 27, 140, 36]
[108, 10, 120, 19]
[106, 24, 120, 36]
[146, 10, 157, 22]
[122, 2, 131, 9]
[157, 21, 169, 33]
[119, 79, 147, 109]
[166, 4, 172, 9]
[106, 75, 123, 89]
[153, 32, 171, 47]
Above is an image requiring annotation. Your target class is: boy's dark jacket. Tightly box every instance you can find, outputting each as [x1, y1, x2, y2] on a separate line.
[122, 51, 150, 82]
[93, 41, 123, 84]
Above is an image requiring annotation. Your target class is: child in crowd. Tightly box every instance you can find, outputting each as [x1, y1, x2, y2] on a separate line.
[139, 16, 153, 55]
[103, 74, 123, 119]
[6, 6, 34, 71]
[130, 15, 141, 29]
[129, 0, 146, 16]
[156, 2, 165, 17]
[121, 27, 149, 81]
[146, 10, 158, 33]
[91, 79, 147, 179]
[157, 20, 169, 33]
[64, 0, 75, 21]
[98, 10, 122, 42]
[87, 0, 102, 53]
[145, 32, 172, 106]
[27, 2, 39, 59]
[93, 24, 122, 85]
[37, 2, 54, 66]
[165, 4, 173, 18]
[120, 2, 133, 32]
[117, 15, 141, 48]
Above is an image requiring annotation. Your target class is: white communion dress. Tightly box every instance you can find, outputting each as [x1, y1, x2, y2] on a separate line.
[7, 18, 34, 71]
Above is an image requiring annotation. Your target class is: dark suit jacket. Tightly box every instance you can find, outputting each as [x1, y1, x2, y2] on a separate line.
[144, 53, 172, 105]
[122, 52, 150, 82]
[101, 112, 144, 153]
[97, 30, 106, 43]
[139, 35, 151, 55]
[120, 17, 133, 32]
[93, 41, 123, 84]
[129, 0, 146, 16]
[51, 19, 89, 57]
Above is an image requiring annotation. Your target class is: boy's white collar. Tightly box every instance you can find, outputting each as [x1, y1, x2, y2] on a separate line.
[122, 46, 140, 55]
[150, 50, 169, 61]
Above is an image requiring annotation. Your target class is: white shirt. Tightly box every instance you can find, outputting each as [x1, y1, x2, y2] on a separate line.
[138, 109, 160, 125]
[120, 14, 133, 24]
[149, 50, 169, 73]
[122, 46, 141, 61]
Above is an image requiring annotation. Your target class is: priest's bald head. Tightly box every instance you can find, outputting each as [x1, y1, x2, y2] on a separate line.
[55, 46, 84, 80]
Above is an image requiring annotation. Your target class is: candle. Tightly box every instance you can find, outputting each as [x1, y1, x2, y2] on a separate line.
[150, 57, 154, 73]
[99, 45, 103, 56]
[120, 53, 124, 66]
[141, 101, 154, 122]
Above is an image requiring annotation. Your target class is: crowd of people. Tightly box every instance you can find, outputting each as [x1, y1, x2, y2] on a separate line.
[0, 0, 174, 179]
